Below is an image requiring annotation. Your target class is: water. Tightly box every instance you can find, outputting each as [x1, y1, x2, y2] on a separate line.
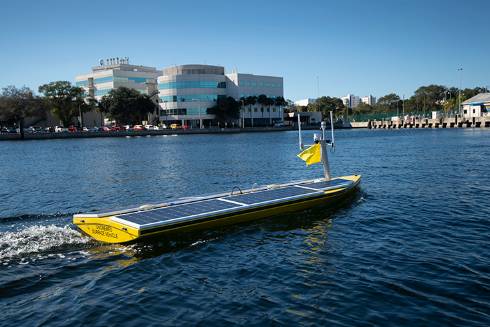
[1, 129, 489, 326]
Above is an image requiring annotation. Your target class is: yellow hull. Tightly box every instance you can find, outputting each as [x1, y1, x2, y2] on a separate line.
[73, 175, 361, 244]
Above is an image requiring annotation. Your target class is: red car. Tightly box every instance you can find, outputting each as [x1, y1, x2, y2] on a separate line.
[100, 126, 111, 132]
[110, 126, 122, 131]
[133, 125, 145, 131]
[68, 126, 78, 132]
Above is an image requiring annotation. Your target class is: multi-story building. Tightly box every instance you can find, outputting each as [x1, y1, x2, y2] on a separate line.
[341, 94, 361, 108]
[158, 64, 284, 128]
[226, 71, 284, 127]
[75, 58, 162, 100]
[361, 95, 376, 106]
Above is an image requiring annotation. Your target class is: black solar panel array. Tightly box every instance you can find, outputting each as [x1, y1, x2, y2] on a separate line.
[116, 178, 353, 227]
[226, 186, 318, 205]
[117, 199, 239, 226]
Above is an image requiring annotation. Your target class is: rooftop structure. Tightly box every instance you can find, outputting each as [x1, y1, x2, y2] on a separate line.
[462, 93, 490, 118]
[75, 59, 162, 100]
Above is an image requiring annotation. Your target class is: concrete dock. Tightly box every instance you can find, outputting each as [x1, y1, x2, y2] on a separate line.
[358, 117, 490, 129]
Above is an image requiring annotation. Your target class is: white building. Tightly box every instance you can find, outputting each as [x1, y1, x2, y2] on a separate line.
[158, 64, 284, 127]
[462, 93, 490, 119]
[361, 95, 376, 106]
[226, 71, 284, 127]
[294, 98, 316, 107]
[75, 58, 162, 100]
[341, 94, 361, 108]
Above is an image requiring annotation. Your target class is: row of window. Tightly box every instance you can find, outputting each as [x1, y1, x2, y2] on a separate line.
[239, 94, 278, 99]
[160, 108, 208, 116]
[95, 89, 111, 96]
[244, 108, 277, 113]
[76, 76, 152, 87]
[158, 81, 226, 89]
[76, 80, 88, 87]
[239, 80, 281, 88]
[159, 94, 224, 103]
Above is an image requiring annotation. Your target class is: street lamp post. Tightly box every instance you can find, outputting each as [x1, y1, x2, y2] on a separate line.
[457, 68, 463, 118]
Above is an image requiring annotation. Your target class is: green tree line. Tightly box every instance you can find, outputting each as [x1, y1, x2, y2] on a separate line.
[0, 81, 288, 133]
[291, 85, 489, 120]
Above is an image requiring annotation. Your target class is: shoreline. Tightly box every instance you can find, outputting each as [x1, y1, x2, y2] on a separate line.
[0, 126, 298, 141]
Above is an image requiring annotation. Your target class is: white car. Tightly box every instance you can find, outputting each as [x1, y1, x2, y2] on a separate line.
[145, 125, 157, 130]
[54, 126, 67, 132]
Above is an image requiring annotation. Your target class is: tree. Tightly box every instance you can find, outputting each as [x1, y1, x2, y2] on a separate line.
[38, 81, 88, 126]
[0, 86, 45, 139]
[98, 87, 158, 125]
[244, 96, 257, 127]
[274, 96, 287, 108]
[257, 94, 268, 118]
[354, 102, 373, 113]
[411, 85, 447, 113]
[374, 93, 401, 113]
[207, 96, 240, 125]
[307, 96, 345, 119]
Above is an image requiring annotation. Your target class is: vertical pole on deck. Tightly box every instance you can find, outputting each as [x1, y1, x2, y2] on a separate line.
[320, 121, 331, 180]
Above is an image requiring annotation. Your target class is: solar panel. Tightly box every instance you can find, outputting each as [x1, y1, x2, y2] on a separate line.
[117, 199, 240, 226]
[226, 186, 319, 205]
[302, 178, 351, 190]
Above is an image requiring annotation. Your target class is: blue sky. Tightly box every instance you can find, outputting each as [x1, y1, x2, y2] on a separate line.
[1, 0, 489, 100]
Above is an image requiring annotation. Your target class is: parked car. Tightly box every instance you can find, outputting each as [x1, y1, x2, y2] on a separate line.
[170, 123, 181, 129]
[82, 127, 89, 132]
[123, 125, 132, 131]
[25, 126, 36, 133]
[100, 126, 111, 132]
[182, 124, 189, 130]
[273, 122, 285, 127]
[145, 124, 159, 130]
[55, 126, 68, 132]
[110, 126, 122, 131]
[44, 127, 54, 133]
[160, 124, 167, 129]
[133, 125, 145, 131]
[68, 126, 78, 132]
[88, 127, 99, 132]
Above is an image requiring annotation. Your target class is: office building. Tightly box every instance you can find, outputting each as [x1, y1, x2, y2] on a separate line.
[158, 64, 284, 127]
[341, 94, 361, 108]
[361, 95, 376, 106]
[75, 58, 162, 100]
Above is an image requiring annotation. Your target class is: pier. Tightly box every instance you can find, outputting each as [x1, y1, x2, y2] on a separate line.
[353, 117, 490, 129]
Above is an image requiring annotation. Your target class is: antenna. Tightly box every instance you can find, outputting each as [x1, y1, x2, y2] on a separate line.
[297, 114, 304, 150]
[330, 111, 335, 148]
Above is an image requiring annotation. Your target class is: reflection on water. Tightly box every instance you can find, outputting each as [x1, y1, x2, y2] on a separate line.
[1, 129, 489, 326]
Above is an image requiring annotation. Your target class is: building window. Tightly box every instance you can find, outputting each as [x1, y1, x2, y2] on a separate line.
[473, 109, 475, 114]
[94, 76, 113, 84]
[254, 108, 258, 112]
[273, 108, 276, 112]
[158, 81, 225, 89]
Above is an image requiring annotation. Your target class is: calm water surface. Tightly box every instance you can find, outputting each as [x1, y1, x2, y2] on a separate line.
[0, 129, 489, 326]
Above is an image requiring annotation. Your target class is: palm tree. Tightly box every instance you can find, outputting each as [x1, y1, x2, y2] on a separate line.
[257, 94, 268, 126]
[266, 97, 275, 126]
[274, 96, 287, 124]
[245, 96, 257, 127]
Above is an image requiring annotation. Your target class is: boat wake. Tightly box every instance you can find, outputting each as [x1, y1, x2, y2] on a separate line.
[0, 225, 91, 264]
